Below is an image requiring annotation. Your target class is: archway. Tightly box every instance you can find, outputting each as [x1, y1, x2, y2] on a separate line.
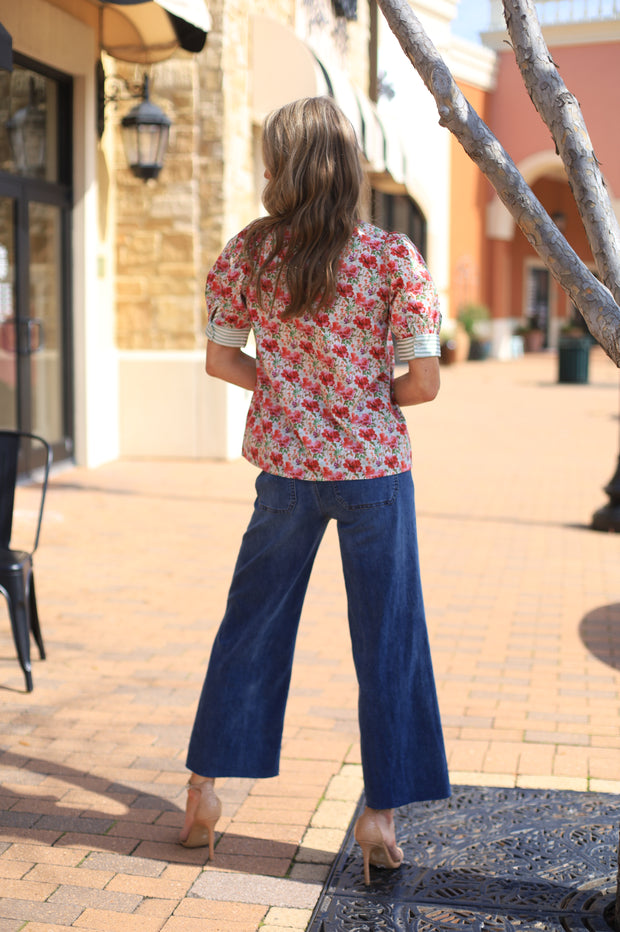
[485, 151, 604, 352]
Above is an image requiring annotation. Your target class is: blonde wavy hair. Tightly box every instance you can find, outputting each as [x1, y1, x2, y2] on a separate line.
[244, 96, 365, 319]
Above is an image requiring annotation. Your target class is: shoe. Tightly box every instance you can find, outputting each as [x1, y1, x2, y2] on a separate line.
[354, 809, 404, 885]
[179, 779, 222, 857]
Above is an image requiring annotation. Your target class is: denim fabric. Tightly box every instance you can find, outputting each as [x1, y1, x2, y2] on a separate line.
[186, 470, 450, 810]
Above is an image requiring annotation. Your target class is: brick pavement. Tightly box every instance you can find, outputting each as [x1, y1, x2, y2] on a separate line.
[0, 348, 619, 930]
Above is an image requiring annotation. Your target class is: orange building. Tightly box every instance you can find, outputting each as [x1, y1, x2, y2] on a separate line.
[460, 2, 620, 356]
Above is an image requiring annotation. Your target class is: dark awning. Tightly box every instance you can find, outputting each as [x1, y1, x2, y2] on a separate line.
[0, 22, 13, 72]
[99, 0, 211, 63]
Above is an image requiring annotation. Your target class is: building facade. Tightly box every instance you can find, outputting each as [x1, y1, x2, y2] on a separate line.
[481, 0, 620, 356]
[0, 0, 617, 468]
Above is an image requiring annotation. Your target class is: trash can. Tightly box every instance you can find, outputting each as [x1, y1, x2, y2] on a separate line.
[558, 336, 590, 384]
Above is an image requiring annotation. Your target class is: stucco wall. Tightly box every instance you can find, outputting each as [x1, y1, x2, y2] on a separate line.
[484, 38, 618, 340]
[489, 41, 620, 200]
[449, 81, 493, 314]
[510, 176, 594, 324]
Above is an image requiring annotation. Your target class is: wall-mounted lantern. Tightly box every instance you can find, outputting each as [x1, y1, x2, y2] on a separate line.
[6, 77, 46, 177]
[97, 63, 171, 182]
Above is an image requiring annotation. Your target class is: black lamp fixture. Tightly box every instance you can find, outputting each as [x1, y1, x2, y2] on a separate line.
[120, 75, 171, 181]
[6, 77, 46, 177]
[97, 62, 171, 182]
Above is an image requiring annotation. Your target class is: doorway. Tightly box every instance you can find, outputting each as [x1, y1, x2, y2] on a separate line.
[525, 264, 551, 347]
[0, 58, 73, 468]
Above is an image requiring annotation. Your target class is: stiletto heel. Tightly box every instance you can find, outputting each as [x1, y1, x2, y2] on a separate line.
[179, 780, 222, 856]
[354, 809, 403, 885]
[359, 840, 372, 886]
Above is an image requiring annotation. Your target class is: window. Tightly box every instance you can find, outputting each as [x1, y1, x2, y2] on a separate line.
[372, 190, 427, 258]
[333, 0, 357, 21]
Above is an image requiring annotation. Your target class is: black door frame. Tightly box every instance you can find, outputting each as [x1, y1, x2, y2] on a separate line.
[0, 54, 73, 468]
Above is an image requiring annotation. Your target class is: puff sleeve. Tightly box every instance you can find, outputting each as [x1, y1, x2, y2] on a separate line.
[387, 233, 441, 359]
[205, 232, 252, 347]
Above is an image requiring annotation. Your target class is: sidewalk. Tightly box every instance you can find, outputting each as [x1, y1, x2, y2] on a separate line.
[1, 348, 619, 931]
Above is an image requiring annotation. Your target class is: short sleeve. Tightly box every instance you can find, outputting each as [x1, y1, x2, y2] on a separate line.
[387, 233, 442, 360]
[205, 232, 252, 347]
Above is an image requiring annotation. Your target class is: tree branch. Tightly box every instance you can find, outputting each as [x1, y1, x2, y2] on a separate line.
[375, 0, 620, 366]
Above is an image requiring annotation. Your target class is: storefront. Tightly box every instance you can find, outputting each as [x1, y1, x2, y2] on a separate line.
[0, 57, 74, 466]
[0, 1, 498, 467]
[0, 0, 210, 467]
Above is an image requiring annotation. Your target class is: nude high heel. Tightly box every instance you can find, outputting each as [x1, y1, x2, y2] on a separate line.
[354, 809, 404, 885]
[179, 780, 222, 857]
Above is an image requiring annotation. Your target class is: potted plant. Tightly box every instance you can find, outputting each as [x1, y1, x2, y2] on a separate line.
[440, 319, 470, 365]
[458, 303, 492, 360]
[515, 318, 545, 353]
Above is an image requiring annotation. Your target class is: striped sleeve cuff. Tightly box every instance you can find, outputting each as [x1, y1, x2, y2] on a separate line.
[394, 333, 441, 360]
[205, 320, 251, 347]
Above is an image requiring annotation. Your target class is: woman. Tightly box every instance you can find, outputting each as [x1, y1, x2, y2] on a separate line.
[181, 96, 450, 884]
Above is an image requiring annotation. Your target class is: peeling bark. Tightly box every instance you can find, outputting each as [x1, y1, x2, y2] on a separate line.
[375, 0, 620, 366]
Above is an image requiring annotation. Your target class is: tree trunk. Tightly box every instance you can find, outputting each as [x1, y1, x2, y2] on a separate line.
[616, 840, 619, 929]
[375, 0, 620, 366]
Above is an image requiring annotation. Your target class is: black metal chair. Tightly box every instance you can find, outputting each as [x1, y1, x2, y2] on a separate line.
[0, 430, 52, 691]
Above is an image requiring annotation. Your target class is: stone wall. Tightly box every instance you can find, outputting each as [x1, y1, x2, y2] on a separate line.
[114, 55, 202, 351]
[113, 0, 371, 352]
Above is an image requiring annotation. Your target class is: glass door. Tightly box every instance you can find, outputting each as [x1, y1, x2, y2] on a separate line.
[29, 201, 66, 446]
[525, 265, 550, 348]
[0, 58, 73, 467]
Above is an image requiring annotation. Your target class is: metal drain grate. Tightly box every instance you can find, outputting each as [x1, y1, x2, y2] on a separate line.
[307, 785, 619, 931]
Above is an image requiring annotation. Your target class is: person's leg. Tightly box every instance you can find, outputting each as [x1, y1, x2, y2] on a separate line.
[186, 472, 328, 779]
[334, 471, 450, 811]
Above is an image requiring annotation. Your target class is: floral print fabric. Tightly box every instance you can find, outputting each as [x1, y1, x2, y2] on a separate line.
[205, 222, 441, 480]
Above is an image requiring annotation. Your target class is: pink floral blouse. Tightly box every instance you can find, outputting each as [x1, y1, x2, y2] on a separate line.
[205, 222, 441, 480]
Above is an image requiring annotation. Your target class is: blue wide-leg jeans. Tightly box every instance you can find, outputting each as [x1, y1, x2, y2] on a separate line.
[186, 469, 450, 810]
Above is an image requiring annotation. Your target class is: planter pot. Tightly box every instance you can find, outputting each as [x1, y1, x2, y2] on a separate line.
[523, 329, 545, 352]
[558, 336, 590, 384]
[440, 328, 470, 365]
[468, 339, 491, 361]
[440, 342, 458, 365]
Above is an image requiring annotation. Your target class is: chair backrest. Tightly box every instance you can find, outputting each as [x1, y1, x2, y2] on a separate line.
[0, 431, 19, 550]
[0, 430, 52, 553]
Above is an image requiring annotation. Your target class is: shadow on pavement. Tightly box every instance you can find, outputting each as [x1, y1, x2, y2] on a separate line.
[580, 603, 620, 671]
[0, 749, 333, 874]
